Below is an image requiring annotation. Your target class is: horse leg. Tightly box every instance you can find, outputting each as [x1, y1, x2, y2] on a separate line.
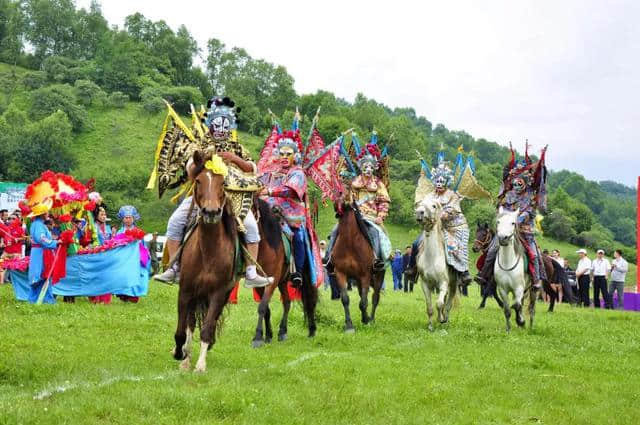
[514, 285, 525, 328]
[443, 274, 457, 323]
[264, 305, 273, 343]
[337, 271, 355, 333]
[195, 290, 227, 373]
[421, 278, 435, 332]
[529, 281, 537, 329]
[252, 287, 274, 348]
[370, 272, 383, 323]
[252, 288, 266, 348]
[478, 285, 488, 309]
[545, 281, 556, 313]
[173, 292, 193, 369]
[437, 280, 448, 324]
[500, 287, 511, 332]
[359, 280, 370, 325]
[278, 282, 291, 341]
[301, 268, 317, 338]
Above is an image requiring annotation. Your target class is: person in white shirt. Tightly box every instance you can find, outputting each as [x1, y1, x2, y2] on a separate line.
[609, 249, 628, 310]
[575, 249, 592, 307]
[591, 249, 612, 309]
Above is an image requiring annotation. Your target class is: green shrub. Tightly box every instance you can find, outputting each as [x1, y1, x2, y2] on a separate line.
[31, 84, 89, 131]
[74, 79, 106, 106]
[107, 91, 129, 108]
[22, 71, 47, 89]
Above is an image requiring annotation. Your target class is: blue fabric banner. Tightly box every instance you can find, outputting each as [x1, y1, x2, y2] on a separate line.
[10, 242, 149, 301]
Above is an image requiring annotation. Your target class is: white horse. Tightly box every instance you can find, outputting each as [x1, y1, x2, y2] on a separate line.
[494, 208, 536, 332]
[415, 196, 458, 331]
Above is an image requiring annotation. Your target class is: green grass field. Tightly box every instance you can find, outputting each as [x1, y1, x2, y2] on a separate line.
[1, 276, 639, 425]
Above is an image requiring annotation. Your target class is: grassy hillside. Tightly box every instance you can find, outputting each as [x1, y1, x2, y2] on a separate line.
[1, 282, 639, 425]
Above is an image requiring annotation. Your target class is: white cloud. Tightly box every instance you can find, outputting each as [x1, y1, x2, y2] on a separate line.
[78, 0, 640, 186]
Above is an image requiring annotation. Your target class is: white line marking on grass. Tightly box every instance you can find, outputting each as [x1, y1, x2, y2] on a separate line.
[33, 372, 178, 400]
[286, 352, 323, 367]
[286, 351, 349, 367]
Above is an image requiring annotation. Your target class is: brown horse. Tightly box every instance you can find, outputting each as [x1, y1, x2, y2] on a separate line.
[172, 151, 238, 372]
[251, 198, 317, 348]
[330, 200, 385, 332]
[472, 222, 503, 309]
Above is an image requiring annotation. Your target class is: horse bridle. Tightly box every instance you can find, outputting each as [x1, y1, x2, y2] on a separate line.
[194, 176, 227, 224]
[474, 232, 492, 250]
[496, 230, 521, 271]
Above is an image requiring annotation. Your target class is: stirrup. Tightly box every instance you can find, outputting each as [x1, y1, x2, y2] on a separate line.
[291, 272, 303, 288]
[372, 259, 385, 272]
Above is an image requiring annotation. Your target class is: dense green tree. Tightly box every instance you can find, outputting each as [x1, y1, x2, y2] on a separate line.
[0, 0, 25, 64]
[7, 110, 74, 181]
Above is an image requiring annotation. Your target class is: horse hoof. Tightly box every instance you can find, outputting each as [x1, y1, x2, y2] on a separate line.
[252, 339, 264, 349]
[278, 334, 287, 342]
[428, 325, 434, 332]
[194, 364, 206, 373]
[179, 359, 191, 371]
[265, 337, 272, 344]
[344, 327, 355, 334]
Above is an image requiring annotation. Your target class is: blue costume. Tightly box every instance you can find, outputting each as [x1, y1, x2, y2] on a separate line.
[391, 252, 404, 290]
[28, 217, 58, 304]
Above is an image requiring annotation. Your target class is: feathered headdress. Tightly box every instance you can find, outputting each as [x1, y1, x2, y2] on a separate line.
[354, 131, 382, 170]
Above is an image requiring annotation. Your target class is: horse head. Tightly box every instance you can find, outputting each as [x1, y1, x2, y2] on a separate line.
[188, 150, 227, 225]
[333, 186, 353, 217]
[472, 222, 493, 253]
[496, 207, 519, 246]
[415, 196, 440, 232]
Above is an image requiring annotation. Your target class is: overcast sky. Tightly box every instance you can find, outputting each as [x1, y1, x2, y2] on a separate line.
[78, 0, 640, 187]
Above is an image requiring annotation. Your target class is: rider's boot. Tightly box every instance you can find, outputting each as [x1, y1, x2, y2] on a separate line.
[373, 258, 386, 272]
[290, 272, 303, 288]
[243, 242, 274, 288]
[153, 239, 180, 284]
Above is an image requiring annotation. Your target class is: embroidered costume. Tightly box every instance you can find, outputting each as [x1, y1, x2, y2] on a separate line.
[258, 113, 324, 286]
[149, 97, 271, 288]
[476, 143, 548, 287]
[326, 132, 392, 271]
[413, 146, 491, 283]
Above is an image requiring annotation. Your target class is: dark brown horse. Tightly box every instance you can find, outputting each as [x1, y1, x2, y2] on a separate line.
[172, 151, 237, 372]
[331, 200, 385, 332]
[472, 222, 503, 309]
[251, 199, 317, 347]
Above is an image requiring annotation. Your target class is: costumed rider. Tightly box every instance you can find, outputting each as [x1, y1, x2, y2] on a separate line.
[259, 129, 317, 286]
[152, 96, 273, 288]
[475, 143, 548, 290]
[26, 202, 58, 304]
[326, 132, 391, 272]
[413, 146, 492, 286]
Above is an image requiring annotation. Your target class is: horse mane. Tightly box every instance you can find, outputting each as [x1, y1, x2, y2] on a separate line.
[341, 202, 371, 245]
[256, 198, 281, 251]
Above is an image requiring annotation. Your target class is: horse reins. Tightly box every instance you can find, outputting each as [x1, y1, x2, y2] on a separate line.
[496, 234, 521, 272]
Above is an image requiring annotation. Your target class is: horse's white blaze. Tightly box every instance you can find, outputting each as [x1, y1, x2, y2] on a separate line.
[194, 342, 209, 373]
[415, 197, 457, 328]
